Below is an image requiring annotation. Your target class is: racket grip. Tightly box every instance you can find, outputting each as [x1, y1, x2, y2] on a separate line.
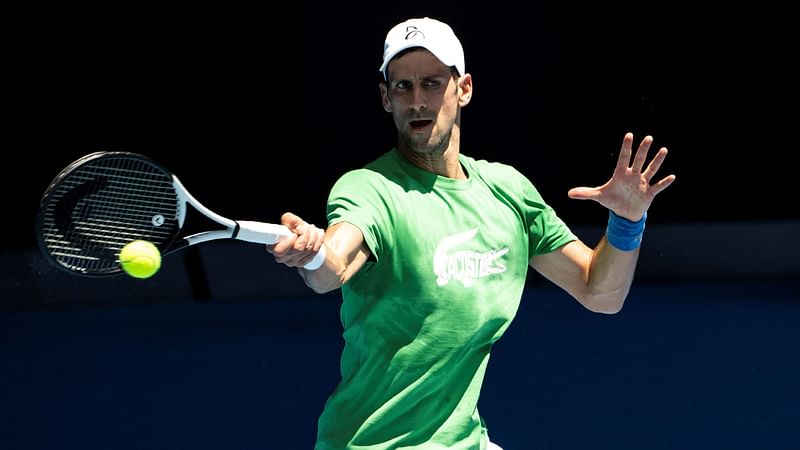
[236, 220, 327, 271]
[304, 244, 326, 271]
[235, 221, 293, 244]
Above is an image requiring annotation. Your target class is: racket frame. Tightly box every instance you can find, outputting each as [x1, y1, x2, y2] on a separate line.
[36, 151, 325, 277]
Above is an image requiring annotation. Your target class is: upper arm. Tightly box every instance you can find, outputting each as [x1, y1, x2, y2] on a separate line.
[530, 240, 593, 300]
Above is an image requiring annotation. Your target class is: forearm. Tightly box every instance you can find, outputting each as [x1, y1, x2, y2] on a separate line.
[297, 221, 370, 294]
[267, 216, 370, 294]
[583, 237, 640, 313]
[582, 211, 647, 312]
[298, 249, 364, 294]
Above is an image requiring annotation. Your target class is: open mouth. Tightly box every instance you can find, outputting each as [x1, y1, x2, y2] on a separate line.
[409, 119, 433, 130]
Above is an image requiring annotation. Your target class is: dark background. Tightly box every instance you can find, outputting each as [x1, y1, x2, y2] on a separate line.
[6, 1, 799, 251]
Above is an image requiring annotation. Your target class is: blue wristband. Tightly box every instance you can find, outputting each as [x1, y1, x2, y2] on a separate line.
[606, 211, 647, 251]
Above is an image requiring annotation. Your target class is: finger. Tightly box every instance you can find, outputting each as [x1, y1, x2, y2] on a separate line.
[642, 147, 669, 182]
[631, 135, 653, 173]
[310, 227, 325, 252]
[294, 227, 319, 251]
[650, 174, 677, 196]
[567, 186, 601, 200]
[294, 236, 308, 251]
[615, 132, 635, 173]
[274, 233, 298, 253]
[270, 247, 292, 265]
[288, 248, 321, 268]
[280, 212, 306, 232]
[295, 223, 322, 250]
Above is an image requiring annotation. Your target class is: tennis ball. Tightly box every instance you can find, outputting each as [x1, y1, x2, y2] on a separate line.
[119, 240, 161, 279]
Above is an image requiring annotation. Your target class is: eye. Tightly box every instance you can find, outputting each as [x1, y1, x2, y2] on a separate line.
[423, 79, 441, 88]
[395, 80, 411, 90]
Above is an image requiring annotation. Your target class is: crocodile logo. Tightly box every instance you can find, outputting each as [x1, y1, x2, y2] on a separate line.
[433, 228, 509, 287]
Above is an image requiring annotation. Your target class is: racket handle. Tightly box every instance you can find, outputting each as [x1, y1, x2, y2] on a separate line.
[235, 221, 293, 243]
[236, 220, 327, 271]
[305, 244, 326, 271]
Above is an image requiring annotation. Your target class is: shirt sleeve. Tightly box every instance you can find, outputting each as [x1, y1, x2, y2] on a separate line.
[518, 173, 577, 256]
[326, 169, 394, 263]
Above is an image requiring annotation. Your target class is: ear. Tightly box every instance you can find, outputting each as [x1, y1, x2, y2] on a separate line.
[457, 74, 473, 107]
[379, 82, 392, 112]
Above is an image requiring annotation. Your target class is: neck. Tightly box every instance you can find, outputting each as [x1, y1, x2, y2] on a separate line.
[397, 125, 466, 179]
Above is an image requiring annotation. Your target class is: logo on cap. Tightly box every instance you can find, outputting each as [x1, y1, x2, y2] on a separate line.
[405, 26, 425, 40]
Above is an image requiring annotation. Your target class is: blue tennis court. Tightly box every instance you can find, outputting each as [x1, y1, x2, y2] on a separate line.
[2, 237, 798, 449]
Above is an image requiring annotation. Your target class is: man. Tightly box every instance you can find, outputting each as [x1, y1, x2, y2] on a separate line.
[268, 17, 675, 450]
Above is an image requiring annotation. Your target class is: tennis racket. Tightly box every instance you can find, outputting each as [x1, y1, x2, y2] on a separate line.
[35, 151, 326, 276]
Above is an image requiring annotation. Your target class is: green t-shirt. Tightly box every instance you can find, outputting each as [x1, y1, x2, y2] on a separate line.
[317, 149, 576, 450]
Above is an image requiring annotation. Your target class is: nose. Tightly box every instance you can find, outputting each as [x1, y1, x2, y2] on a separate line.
[410, 87, 427, 112]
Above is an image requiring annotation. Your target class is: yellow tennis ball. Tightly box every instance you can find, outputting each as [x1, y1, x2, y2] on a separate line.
[119, 240, 161, 279]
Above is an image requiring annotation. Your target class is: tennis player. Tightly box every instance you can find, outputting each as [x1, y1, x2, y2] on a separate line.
[268, 17, 675, 450]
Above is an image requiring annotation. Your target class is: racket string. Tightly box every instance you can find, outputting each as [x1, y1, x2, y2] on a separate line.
[39, 154, 181, 274]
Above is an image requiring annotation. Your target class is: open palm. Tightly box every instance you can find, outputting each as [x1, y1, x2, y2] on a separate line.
[568, 132, 676, 221]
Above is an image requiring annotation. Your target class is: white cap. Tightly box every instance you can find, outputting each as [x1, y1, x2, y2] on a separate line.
[379, 17, 465, 80]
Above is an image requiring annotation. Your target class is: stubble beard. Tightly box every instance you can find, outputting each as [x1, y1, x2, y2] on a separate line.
[399, 121, 452, 157]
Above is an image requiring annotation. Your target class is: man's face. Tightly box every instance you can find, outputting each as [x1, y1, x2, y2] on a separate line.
[380, 49, 464, 156]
